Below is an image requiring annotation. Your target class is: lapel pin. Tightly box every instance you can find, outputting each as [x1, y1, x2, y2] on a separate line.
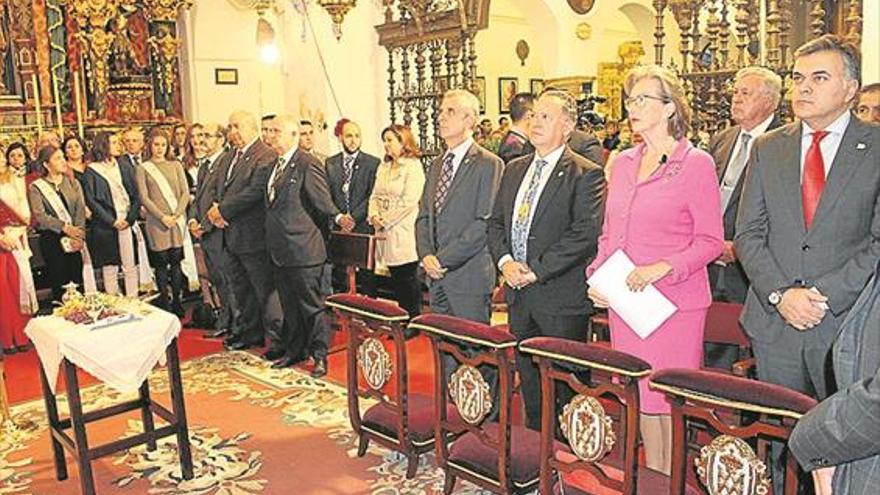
[856, 142, 866, 150]
[557, 170, 564, 177]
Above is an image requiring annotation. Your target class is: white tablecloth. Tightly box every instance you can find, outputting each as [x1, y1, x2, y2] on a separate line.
[25, 308, 181, 394]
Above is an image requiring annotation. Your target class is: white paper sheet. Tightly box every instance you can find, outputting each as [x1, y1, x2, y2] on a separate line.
[587, 249, 678, 339]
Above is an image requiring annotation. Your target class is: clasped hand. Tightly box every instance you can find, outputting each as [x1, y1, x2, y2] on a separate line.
[422, 255, 448, 280]
[501, 260, 536, 290]
[206, 203, 228, 228]
[625, 261, 672, 292]
[778, 287, 828, 331]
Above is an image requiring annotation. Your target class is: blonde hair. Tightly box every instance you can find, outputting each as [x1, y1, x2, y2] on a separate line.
[624, 65, 692, 139]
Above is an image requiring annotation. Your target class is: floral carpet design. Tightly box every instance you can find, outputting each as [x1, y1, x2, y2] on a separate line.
[0, 351, 500, 494]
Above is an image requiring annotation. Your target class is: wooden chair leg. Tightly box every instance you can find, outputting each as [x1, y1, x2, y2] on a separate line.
[64, 360, 96, 495]
[139, 381, 157, 451]
[357, 434, 369, 457]
[405, 453, 419, 479]
[443, 473, 456, 495]
[40, 365, 68, 481]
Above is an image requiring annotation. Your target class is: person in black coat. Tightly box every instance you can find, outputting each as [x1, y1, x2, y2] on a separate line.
[496, 93, 536, 165]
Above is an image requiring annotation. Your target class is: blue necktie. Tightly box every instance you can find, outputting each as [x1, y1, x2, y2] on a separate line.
[512, 159, 548, 262]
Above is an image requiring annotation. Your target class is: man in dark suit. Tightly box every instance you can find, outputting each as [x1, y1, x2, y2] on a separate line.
[567, 128, 605, 166]
[207, 110, 281, 350]
[119, 127, 144, 169]
[325, 119, 379, 292]
[704, 66, 782, 369]
[497, 93, 536, 165]
[790, 263, 880, 495]
[736, 35, 880, 492]
[416, 89, 503, 324]
[488, 90, 606, 430]
[188, 122, 236, 338]
[263, 115, 351, 376]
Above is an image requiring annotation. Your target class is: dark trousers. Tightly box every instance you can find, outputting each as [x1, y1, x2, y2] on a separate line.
[509, 301, 589, 430]
[331, 264, 376, 296]
[39, 231, 83, 302]
[274, 263, 331, 360]
[149, 247, 184, 310]
[388, 262, 421, 317]
[202, 237, 236, 330]
[226, 249, 276, 344]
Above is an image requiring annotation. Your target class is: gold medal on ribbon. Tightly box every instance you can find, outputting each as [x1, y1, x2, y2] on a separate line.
[517, 202, 531, 221]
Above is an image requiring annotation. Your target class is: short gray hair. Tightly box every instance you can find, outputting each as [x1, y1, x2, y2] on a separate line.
[794, 34, 861, 83]
[735, 66, 783, 106]
[443, 89, 480, 125]
[539, 89, 578, 125]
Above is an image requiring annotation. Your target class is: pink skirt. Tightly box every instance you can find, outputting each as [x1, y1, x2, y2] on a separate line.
[609, 308, 706, 414]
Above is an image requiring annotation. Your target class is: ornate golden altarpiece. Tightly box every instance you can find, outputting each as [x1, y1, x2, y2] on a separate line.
[0, 0, 193, 148]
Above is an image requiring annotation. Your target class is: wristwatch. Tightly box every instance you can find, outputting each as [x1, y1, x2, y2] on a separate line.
[768, 289, 784, 306]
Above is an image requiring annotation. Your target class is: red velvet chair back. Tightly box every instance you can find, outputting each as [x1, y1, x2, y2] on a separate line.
[519, 337, 653, 495]
[650, 369, 818, 495]
[703, 302, 749, 348]
[409, 314, 532, 494]
[326, 293, 433, 478]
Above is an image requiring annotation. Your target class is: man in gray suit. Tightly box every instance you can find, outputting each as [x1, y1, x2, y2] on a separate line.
[736, 34, 880, 491]
[416, 89, 503, 324]
[790, 264, 880, 495]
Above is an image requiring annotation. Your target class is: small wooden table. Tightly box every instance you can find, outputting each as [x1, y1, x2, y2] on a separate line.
[39, 337, 193, 495]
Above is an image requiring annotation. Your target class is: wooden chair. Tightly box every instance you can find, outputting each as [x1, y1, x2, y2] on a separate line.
[520, 336, 678, 495]
[650, 368, 818, 495]
[703, 301, 754, 376]
[325, 293, 435, 479]
[410, 314, 538, 495]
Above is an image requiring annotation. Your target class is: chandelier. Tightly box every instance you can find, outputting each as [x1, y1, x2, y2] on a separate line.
[316, 0, 357, 39]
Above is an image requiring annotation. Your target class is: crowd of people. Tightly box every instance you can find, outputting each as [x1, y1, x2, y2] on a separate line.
[2, 33, 880, 492]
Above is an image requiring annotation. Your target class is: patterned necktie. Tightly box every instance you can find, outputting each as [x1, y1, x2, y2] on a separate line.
[512, 159, 548, 262]
[226, 149, 243, 182]
[132, 155, 140, 166]
[268, 157, 286, 203]
[802, 130, 828, 230]
[434, 152, 455, 213]
[342, 154, 355, 212]
[719, 132, 751, 213]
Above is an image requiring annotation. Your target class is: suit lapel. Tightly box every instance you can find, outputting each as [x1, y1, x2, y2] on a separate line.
[530, 149, 570, 226]
[778, 124, 807, 237]
[505, 156, 532, 234]
[270, 150, 299, 207]
[442, 143, 479, 207]
[715, 126, 739, 185]
[810, 119, 871, 231]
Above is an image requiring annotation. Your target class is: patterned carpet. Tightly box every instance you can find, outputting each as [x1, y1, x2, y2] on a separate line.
[0, 351, 493, 495]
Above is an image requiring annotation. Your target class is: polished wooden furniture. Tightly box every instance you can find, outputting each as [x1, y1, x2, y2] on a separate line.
[651, 368, 818, 495]
[326, 293, 443, 479]
[39, 338, 192, 495]
[520, 336, 659, 495]
[327, 231, 377, 294]
[411, 314, 538, 495]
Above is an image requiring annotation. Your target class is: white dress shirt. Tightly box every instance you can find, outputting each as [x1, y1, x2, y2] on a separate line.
[498, 144, 566, 268]
[443, 136, 475, 181]
[719, 113, 775, 212]
[227, 136, 260, 181]
[267, 145, 298, 198]
[800, 110, 851, 181]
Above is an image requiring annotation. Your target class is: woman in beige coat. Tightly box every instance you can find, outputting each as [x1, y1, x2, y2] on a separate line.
[135, 128, 191, 315]
[368, 125, 425, 316]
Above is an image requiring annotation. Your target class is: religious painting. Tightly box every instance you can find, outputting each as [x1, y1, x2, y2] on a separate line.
[0, 4, 17, 97]
[530, 78, 544, 96]
[498, 77, 518, 114]
[474, 76, 486, 113]
[215, 68, 239, 85]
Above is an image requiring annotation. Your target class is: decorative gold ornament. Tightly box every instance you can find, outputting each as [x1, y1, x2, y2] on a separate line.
[148, 26, 182, 95]
[559, 394, 615, 462]
[696, 435, 771, 495]
[317, 0, 357, 40]
[142, 0, 194, 22]
[449, 365, 492, 425]
[575, 22, 592, 41]
[357, 338, 393, 391]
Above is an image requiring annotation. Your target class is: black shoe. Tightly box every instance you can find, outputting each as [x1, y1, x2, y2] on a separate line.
[225, 339, 263, 351]
[262, 348, 285, 361]
[206, 329, 230, 339]
[311, 357, 327, 378]
[271, 356, 299, 369]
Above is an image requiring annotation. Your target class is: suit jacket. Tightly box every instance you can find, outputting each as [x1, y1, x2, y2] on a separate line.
[415, 142, 502, 296]
[325, 150, 379, 234]
[488, 146, 606, 315]
[735, 117, 880, 346]
[707, 117, 781, 303]
[790, 265, 880, 495]
[216, 140, 278, 254]
[191, 151, 233, 252]
[28, 176, 87, 233]
[568, 129, 605, 166]
[265, 149, 341, 267]
[118, 153, 142, 170]
[497, 129, 534, 165]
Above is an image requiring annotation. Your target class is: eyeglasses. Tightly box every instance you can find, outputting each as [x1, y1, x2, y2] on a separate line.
[624, 94, 670, 109]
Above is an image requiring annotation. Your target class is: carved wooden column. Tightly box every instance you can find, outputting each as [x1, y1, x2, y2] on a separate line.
[653, 0, 668, 64]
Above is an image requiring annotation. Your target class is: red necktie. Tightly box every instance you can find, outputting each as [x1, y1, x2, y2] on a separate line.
[802, 130, 828, 230]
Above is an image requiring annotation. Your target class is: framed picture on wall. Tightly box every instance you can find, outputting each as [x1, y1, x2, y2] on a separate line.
[498, 77, 518, 114]
[214, 68, 239, 85]
[530, 78, 545, 95]
[474, 76, 486, 113]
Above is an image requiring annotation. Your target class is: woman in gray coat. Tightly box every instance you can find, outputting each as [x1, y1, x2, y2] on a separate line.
[135, 128, 190, 315]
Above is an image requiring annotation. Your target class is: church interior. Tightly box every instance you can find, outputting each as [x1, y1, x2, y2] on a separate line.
[1, 0, 879, 494]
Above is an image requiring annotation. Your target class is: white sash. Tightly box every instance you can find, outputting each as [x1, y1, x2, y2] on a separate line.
[141, 161, 198, 290]
[32, 179, 97, 294]
[90, 163, 154, 289]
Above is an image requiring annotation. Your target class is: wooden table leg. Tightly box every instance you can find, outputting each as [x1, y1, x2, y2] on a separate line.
[39, 365, 68, 481]
[63, 359, 96, 495]
[166, 339, 194, 480]
[138, 381, 157, 451]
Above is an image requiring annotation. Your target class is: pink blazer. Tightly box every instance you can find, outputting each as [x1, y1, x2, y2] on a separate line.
[587, 139, 723, 311]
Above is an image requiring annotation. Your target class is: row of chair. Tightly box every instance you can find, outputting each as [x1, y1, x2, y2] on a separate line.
[325, 293, 817, 495]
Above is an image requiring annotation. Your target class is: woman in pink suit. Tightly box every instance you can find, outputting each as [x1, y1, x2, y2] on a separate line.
[587, 65, 723, 474]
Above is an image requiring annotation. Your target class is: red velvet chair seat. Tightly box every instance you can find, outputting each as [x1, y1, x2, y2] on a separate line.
[650, 368, 817, 417]
[448, 423, 542, 491]
[362, 393, 463, 447]
[410, 314, 517, 348]
[326, 293, 409, 321]
[519, 337, 651, 377]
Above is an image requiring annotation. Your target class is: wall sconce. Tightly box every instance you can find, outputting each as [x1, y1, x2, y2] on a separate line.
[317, 0, 357, 40]
[256, 16, 279, 63]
